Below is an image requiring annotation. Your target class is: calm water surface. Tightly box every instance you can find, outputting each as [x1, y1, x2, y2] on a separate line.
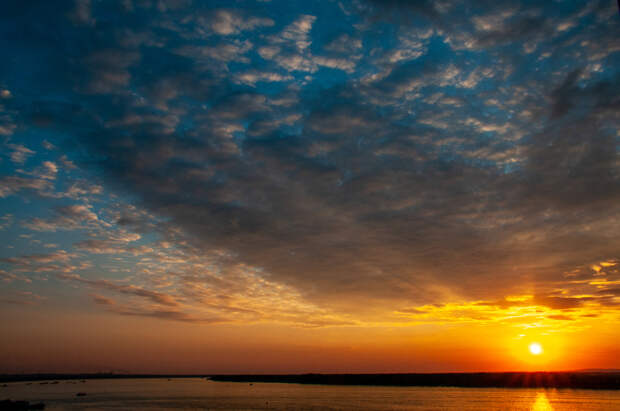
[2, 378, 620, 410]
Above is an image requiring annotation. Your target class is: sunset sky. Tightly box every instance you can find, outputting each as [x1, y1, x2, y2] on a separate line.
[1, 0, 619, 374]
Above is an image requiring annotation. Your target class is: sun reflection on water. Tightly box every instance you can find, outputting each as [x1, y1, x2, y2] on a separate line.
[531, 392, 554, 411]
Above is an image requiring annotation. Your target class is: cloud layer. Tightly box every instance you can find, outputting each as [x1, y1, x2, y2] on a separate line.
[0, 0, 619, 328]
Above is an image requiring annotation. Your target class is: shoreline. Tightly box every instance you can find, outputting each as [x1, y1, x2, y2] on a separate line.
[2, 372, 620, 390]
[209, 372, 620, 390]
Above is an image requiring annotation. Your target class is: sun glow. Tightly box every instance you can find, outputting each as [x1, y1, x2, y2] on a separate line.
[529, 343, 543, 355]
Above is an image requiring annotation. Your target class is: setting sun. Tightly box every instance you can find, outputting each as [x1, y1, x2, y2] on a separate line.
[529, 343, 543, 356]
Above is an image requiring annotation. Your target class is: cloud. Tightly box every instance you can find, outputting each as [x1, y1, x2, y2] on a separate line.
[0, 269, 31, 284]
[6, 144, 35, 164]
[60, 273, 179, 306]
[0, 91, 16, 136]
[0, 0, 619, 325]
[209, 9, 274, 35]
[323, 33, 362, 54]
[69, 0, 94, 26]
[532, 295, 594, 310]
[111, 306, 217, 323]
[83, 49, 140, 94]
[0, 176, 53, 198]
[0, 214, 13, 230]
[90, 293, 115, 306]
[1, 251, 74, 271]
[59, 155, 77, 170]
[0, 291, 44, 305]
[365, 0, 444, 22]
[274, 14, 315, 50]
[35, 161, 58, 180]
[23, 205, 100, 232]
[235, 70, 293, 86]
[74, 239, 149, 255]
[175, 40, 253, 64]
[165, 7, 273, 38]
[63, 181, 103, 199]
[259, 14, 318, 72]
[313, 56, 357, 73]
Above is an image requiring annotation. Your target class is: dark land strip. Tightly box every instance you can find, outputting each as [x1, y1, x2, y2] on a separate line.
[2, 372, 620, 389]
[209, 372, 620, 390]
[0, 374, 202, 383]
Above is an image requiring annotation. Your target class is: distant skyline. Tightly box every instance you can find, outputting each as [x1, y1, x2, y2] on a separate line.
[1, 0, 619, 374]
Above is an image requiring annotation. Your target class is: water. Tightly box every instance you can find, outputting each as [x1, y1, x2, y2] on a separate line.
[2, 378, 620, 410]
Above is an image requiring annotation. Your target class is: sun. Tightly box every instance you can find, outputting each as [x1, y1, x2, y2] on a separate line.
[529, 342, 543, 355]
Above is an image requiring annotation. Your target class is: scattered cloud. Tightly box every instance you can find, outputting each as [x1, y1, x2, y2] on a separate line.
[60, 273, 179, 306]
[209, 9, 274, 35]
[23, 205, 100, 232]
[6, 144, 35, 164]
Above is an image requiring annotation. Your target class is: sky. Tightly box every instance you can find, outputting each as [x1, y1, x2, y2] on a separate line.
[1, 0, 619, 374]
